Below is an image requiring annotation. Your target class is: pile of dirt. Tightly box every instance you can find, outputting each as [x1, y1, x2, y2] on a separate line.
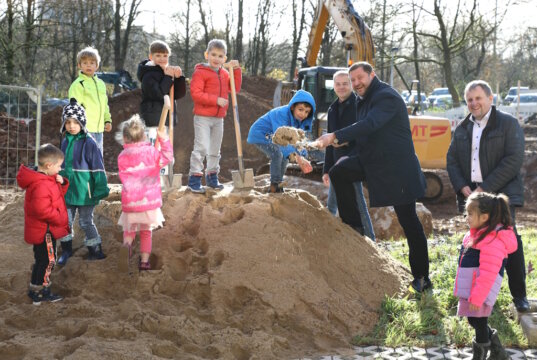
[0, 187, 409, 359]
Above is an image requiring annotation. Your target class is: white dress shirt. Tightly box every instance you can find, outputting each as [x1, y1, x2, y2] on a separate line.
[470, 107, 492, 183]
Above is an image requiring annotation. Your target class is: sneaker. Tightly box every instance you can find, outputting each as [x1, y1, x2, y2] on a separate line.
[513, 297, 530, 312]
[206, 172, 224, 190]
[410, 277, 432, 293]
[187, 175, 206, 194]
[87, 244, 106, 260]
[28, 287, 63, 305]
[139, 259, 151, 271]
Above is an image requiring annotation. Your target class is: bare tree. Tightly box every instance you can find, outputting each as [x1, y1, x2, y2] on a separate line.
[415, 0, 478, 107]
[198, 0, 210, 48]
[0, 0, 16, 82]
[114, 0, 141, 71]
[235, 0, 243, 62]
[289, 0, 307, 81]
[319, 19, 338, 66]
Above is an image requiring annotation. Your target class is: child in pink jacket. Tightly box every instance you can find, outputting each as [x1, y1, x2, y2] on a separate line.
[453, 192, 517, 359]
[117, 115, 173, 270]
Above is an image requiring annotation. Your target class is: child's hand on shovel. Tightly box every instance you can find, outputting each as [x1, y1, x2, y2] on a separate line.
[157, 126, 169, 140]
[296, 155, 313, 174]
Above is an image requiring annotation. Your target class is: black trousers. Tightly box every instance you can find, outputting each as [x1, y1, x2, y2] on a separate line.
[467, 317, 491, 343]
[329, 156, 429, 279]
[507, 207, 526, 299]
[31, 234, 57, 287]
[463, 184, 527, 299]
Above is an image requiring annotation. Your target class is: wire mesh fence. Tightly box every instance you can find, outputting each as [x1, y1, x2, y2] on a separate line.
[0, 84, 42, 189]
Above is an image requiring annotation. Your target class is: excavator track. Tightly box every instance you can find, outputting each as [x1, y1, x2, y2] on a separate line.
[421, 169, 454, 204]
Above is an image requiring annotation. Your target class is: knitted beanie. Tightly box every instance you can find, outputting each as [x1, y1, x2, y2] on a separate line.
[61, 98, 87, 134]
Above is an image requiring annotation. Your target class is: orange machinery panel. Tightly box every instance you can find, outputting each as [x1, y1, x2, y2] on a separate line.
[409, 115, 451, 169]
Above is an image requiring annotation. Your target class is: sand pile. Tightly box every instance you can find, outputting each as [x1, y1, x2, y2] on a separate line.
[0, 186, 410, 359]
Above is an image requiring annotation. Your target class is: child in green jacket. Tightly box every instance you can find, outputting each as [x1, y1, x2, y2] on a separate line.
[68, 46, 112, 155]
[58, 99, 110, 264]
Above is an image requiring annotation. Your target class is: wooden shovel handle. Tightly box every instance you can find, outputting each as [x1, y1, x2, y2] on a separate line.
[154, 95, 171, 148]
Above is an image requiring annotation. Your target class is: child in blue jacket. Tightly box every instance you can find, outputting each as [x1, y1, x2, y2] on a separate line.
[247, 90, 315, 193]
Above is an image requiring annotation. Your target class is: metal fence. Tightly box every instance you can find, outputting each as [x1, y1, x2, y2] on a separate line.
[0, 84, 42, 188]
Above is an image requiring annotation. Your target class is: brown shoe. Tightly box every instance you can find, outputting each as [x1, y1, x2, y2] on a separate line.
[269, 182, 283, 193]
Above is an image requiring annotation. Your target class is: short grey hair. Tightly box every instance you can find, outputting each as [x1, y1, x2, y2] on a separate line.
[207, 39, 227, 54]
[464, 80, 493, 98]
[333, 70, 349, 80]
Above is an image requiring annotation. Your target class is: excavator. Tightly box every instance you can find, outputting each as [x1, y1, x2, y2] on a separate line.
[272, 0, 452, 202]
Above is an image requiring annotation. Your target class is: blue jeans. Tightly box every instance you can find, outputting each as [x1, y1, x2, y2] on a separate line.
[90, 132, 103, 155]
[327, 180, 375, 241]
[65, 205, 101, 247]
[254, 143, 288, 183]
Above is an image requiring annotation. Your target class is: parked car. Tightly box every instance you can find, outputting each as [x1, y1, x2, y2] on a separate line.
[44, 97, 69, 111]
[428, 87, 450, 106]
[509, 93, 537, 107]
[406, 93, 429, 109]
[433, 95, 453, 109]
[504, 86, 529, 105]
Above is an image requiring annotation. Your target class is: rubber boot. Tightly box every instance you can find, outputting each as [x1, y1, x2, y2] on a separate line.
[87, 244, 106, 260]
[269, 182, 283, 193]
[187, 175, 206, 194]
[206, 172, 224, 189]
[57, 240, 73, 265]
[472, 340, 490, 360]
[489, 329, 511, 360]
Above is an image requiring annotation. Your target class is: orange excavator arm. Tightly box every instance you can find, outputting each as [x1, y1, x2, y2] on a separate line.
[305, 0, 375, 67]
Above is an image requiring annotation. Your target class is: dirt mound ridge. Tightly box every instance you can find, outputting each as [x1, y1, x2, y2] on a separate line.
[0, 188, 409, 359]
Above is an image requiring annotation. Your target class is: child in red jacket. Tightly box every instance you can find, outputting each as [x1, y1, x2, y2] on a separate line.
[188, 39, 241, 193]
[453, 192, 517, 359]
[16, 144, 70, 305]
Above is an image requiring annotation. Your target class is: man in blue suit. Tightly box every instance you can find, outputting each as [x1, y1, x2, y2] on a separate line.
[316, 62, 431, 292]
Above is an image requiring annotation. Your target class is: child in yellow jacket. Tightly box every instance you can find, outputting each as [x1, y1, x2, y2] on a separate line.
[68, 46, 112, 155]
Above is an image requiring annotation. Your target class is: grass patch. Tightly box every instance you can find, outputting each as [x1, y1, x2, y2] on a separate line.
[353, 228, 537, 348]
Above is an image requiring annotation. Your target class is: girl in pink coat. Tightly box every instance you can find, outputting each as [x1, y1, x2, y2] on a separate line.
[117, 115, 173, 270]
[453, 192, 517, 360]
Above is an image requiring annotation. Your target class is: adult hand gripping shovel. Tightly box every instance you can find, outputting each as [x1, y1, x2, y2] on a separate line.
[226, 64, 254, 188]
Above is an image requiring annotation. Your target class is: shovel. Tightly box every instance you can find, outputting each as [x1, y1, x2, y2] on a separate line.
[167, 84, 175, 185]
[226, 64, 254, 188]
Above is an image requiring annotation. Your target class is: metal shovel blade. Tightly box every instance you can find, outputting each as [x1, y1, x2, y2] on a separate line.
[231, 169, 255, 188]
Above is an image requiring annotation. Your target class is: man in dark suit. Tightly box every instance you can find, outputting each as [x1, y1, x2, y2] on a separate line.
[447, 80, 528, 312]
[316, 61, 430, 292]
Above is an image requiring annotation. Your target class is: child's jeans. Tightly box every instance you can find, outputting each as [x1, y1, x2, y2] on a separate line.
[90, 132, 103, 155]
[327, 180, 376, 241]
[189, 115, 223, 175]
[124, 228, 152, 254]
[31, 232, 56, 287]
[65, 205, 102, 247]
[254, 143, 288, 184]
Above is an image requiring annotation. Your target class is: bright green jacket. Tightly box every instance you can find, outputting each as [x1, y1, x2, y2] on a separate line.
[59, 132, 109, 206]
[68, 72, 111, 133]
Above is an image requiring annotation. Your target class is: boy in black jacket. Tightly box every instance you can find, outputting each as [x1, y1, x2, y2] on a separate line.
[137, 40, 186, 145]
